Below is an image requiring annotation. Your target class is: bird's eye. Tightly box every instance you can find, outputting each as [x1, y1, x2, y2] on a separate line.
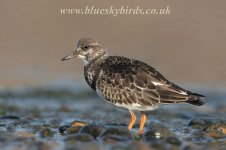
[83, 45, 90, 49]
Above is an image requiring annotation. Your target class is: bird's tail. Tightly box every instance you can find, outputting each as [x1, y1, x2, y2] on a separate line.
[186, 93, 205, 106]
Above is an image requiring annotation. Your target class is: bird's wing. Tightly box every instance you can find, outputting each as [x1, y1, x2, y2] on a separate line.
[96, 56, 192, 106]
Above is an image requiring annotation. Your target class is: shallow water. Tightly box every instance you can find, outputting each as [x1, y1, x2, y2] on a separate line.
[0, 83, 225, 150]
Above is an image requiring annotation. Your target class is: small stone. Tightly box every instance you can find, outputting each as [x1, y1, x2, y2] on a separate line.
[66, 142, 99, 150]
[7, 124, 17, 132]
[10, 119, 30, 127]
[204, 121, 226, 139]
[144, 124, 174, 141]
[39, 128, 54, 138]
[99, 127, 133, 140]
[204, 121, 226, 133]
[101, 134, 132, 144]
[205, 130, 225, 139]
[166, 136, 182, 145]
[64, 133, 94, 144]
[188, 130, 210, 143]
[80, 124, 105, 139]
[43, 124, 51, 128]
[71, 120, 89, 127]
[188, 118, 212, 128]
[126, 142, 152, 150]
[31, 125, 45, 133]
[59, 125, 70, 134]
[144, 124, 180, 146]
[99, 127, 133, 144]
[35, 141, 61, 150]
[66, 126, 82, 135]
[0, 115, 20, 120]
[49, 119, 62, 128]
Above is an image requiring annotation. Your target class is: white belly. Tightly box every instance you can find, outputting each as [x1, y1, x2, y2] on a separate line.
[113, 102, 159, 111]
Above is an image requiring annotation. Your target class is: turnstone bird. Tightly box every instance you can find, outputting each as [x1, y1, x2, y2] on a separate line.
[62, 38, 205, 135]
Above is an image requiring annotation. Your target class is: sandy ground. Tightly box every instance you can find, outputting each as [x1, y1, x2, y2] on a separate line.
[0, 0, 226, 89]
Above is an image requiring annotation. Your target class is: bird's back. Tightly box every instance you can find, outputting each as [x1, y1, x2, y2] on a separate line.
[92, 56, 204, 111]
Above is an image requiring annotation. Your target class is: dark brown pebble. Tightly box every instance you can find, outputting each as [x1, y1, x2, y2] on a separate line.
[10, 119, 30, 127]
[166, 136, 182, 145]
[59, 125, 71, 134]
[187, 130, 210, 143]
[100, 134, 132, 144]
[188, 118, 212, 127]
[66, 126, 82, 135]
[203, 121, 226, 139]
[6, 124, 17, 132]
[80, 124, 105, 139]
[43, 124, 52, 128]
[99, 127, 133, 141]
[31, 125, 45, 133]
[39, 128, 54, 138]
[0, 115, 20, 120]
[66, 142, 99, 150]
[126, 142, 152, 150]
[144, 124, 174, 141]
[64, 133, 94, 144]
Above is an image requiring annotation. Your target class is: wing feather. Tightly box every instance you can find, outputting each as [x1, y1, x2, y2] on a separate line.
[96, 56, 192, 107]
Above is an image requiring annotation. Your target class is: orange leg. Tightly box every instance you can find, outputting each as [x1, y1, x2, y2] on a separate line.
[128, 110, 136, 130]
[139, 111, 146, 135]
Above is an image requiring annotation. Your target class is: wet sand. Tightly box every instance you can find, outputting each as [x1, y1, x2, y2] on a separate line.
[0, 87, 225, 150]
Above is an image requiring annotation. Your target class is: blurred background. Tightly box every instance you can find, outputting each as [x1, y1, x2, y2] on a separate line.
[0, 0, 226, 90]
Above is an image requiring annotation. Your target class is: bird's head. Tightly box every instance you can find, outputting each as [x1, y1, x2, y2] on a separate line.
[62, 38, 108, 65]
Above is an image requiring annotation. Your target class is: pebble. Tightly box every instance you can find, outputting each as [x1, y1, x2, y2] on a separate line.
[65, 126, 82, 135]
[187, 130, 210, 143]
[125, 142, 152, 150]
[188, 118, 212, 129]
[204, 121, 226, 139]
[36, 141, 61, 150]
[71, 120, 89, 127]
[10, 119, 30, 127]
[80, 124, 105, 139]
[144, 124, 181, 146]
[144, 124, 174, 141]
[59, 125, 71, 134]
[31, 125, 45, 133]
[64, 133, 94, 144]
[39, 128, 54, 138]
[66, 142, 100, 150]
[99, 127, 133, 144]
[0, 115, 20, 120]
[165, 136, 182, 145]
[48, 119, 61, 128]
[7, 124, 17, 132]
[100, 134, 132, 144]
[59, 121, 90, 135]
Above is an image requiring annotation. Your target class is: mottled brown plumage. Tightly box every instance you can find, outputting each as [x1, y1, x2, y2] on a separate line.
[92, 56, 204, 111]
[62, 38, 205, 134]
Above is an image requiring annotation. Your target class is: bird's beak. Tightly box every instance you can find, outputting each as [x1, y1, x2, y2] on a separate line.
[61, 49, 78, 61]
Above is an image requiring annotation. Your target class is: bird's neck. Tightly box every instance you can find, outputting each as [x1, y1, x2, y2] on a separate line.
[84, 53, 108, 90]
